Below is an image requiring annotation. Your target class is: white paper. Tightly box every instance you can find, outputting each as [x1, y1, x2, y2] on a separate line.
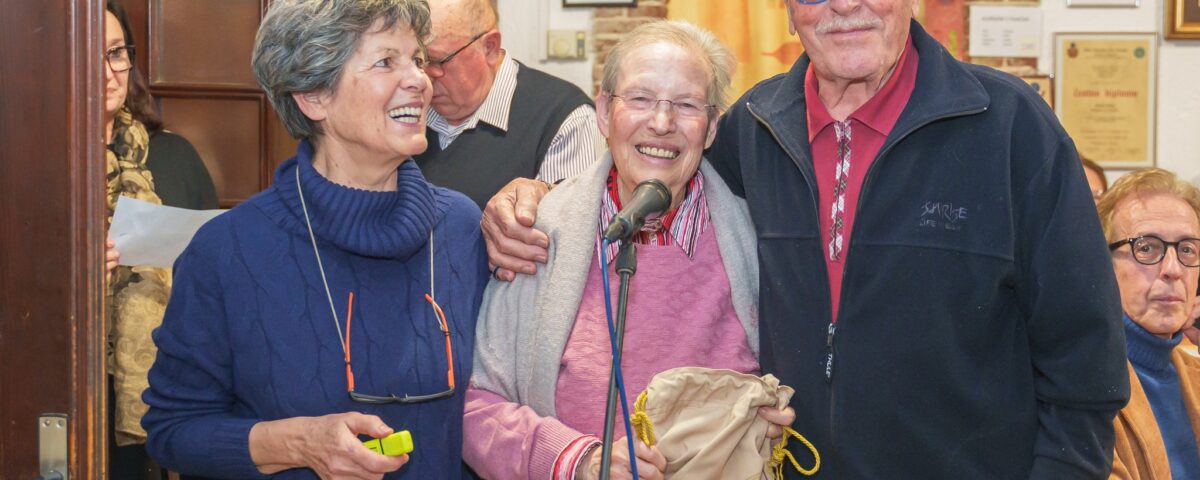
[110, 196, 225, 268]
[969, 6, 1042, 58]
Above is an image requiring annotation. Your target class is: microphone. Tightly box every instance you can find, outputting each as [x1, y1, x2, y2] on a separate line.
[602, 179, 672, 242]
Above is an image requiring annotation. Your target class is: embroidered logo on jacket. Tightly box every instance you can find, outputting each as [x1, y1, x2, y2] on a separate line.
[918, 201, 969, 231]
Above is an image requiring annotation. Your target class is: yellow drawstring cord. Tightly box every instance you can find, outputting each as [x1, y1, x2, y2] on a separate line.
[631, 391, 657, 446]
[632, 391, 818, 478]
[770, 426, 820, 477]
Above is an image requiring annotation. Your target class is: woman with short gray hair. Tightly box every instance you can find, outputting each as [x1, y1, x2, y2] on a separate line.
[141, 0, 489, 478]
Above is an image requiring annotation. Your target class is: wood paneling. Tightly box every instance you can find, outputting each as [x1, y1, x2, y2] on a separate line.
[142, 0, 297, 206]
[149, 0, 261, 87]
[159, 94, 267, 208]
[0, 0, 106, 477]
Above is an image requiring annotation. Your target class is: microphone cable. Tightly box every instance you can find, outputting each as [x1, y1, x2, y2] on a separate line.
[599, 238, 639, 479]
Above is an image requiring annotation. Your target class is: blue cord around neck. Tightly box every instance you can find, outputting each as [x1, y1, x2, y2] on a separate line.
[600, 238, 639, 478]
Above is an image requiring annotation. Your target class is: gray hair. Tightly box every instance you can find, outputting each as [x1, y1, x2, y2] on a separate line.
[600, 20, 735, 113]
[253, 0, 432, 140]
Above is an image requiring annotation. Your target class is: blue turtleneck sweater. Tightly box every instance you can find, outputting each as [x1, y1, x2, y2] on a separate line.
[143, 141, 488, 479]
[1125, 316, 1200, 479]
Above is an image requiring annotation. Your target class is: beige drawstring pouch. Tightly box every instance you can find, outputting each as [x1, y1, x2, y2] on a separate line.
[629, 366, 819, 479]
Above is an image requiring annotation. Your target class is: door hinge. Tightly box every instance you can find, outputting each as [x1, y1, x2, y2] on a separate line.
[37, 413, 68, 480]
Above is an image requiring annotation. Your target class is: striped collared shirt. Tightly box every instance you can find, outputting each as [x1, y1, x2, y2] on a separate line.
[595, 166, 709, 265]
[425, 54, 602, 183]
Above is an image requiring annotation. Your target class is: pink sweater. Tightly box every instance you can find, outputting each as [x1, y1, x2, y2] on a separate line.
[464, 225, 759, 479]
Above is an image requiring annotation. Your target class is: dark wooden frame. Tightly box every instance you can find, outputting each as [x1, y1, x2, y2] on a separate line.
[563, 0, 636, 7]
[1166, 0, 1200, 40]
[0, 0, 107, 477]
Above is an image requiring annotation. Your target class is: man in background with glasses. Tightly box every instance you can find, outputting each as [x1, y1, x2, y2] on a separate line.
[415, 0, 602, 210]
[1098, 168, 1200, 479]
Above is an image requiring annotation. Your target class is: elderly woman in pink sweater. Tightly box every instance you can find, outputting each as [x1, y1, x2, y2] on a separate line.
[463, 21, 788, 480]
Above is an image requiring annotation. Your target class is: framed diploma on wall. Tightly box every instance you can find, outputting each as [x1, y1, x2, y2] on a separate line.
[563, 0, 635, 6]
[1020, 74, 1054, 109]
[1166, 0, 1200, 39]
[1053, 32, 1157, 168]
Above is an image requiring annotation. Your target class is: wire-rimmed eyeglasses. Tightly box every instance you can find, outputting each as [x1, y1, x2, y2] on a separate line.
[425, 30, 488, 74]
[105, 45, 135, 73]
[610, 94, 716, 119]
[1108, 235, 1200, 268]
[342, 292, 456, 404]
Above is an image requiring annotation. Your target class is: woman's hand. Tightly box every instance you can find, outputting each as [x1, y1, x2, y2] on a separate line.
[481, 178, 551, 281]
[758, 405, 796, 442]
[249, 412, 408, 479]
[576, 437, 666, 480]
[105, 238, 120, 282]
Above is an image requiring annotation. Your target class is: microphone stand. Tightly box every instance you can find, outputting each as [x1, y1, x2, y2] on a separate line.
[599, 240, 637, 480]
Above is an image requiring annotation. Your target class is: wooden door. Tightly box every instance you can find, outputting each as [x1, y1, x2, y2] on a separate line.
[124, 0, 297, 207]
[0, 0, 107, 478]
[0, 1, 293, 477]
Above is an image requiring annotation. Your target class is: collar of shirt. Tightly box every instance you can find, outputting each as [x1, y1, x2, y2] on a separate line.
[426, 53, 518, 147]
[594, 165, 709, 265]
[805, 35, 917, 142]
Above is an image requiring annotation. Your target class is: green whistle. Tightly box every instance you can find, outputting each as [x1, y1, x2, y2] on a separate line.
[363, 430, 413, 456]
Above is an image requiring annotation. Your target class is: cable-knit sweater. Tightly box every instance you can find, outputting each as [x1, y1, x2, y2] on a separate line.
[142, 141, 489, 479]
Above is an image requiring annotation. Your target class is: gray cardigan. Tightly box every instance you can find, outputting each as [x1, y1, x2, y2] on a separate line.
[471, 153, 760, 417]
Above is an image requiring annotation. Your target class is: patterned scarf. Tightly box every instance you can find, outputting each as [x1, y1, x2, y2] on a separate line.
[106, 107, 170, 446]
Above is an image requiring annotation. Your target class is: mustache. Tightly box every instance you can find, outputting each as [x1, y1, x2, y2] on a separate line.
[815, 16, 884, 34]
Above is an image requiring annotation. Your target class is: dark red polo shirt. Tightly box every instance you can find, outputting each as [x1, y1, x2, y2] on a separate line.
[806, 36, 918, 322]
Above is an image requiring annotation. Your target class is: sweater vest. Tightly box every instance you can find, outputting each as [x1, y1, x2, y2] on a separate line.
[415, 62, 592, 208]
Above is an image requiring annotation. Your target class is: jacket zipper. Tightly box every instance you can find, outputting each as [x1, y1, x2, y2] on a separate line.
[824, 322, 836, 381]
[748, 101, 839, 473]
[748, 99, 987, 476]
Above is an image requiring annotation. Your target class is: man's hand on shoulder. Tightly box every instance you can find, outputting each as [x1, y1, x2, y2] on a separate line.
[482, 178, 552, 281]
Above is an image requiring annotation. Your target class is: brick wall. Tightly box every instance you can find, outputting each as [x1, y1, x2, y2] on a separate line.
[591, 1, 669, 94]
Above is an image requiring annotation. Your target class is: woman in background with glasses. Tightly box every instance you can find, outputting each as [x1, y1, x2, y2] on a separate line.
[102, 1, 217, 479]
[141, 0, 487, 478]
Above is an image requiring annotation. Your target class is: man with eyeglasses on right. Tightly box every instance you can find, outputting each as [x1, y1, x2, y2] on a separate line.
[416, 0, 602, 212]
[1097, 167, 1200, 479]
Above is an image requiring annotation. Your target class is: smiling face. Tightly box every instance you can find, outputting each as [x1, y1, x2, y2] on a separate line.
[298, 20, 432, 163]
[596, 41, 717, 209]
[785, 0, 914, 84]
[1110, 192, 1200, 338]
[104, 10, 129, 121]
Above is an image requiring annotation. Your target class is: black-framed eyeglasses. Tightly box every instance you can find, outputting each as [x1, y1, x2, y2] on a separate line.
[105, 45, 135, 73]
[425, 31, 488, 73]
[1109, 235, 1200, 268]
[342, 292, 456, 404]
[610, 93, 716, 119]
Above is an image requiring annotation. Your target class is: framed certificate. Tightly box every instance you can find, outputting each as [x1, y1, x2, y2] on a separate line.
[1066, 0, 1139, 7]
[563, 0, 635, 6]
[1166, 0, 1200, 39]
[1053, 33, 1157, 168]
[1021, 74, 1054, 109]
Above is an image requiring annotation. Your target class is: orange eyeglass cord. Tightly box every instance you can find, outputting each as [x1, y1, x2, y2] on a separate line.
[342, 292, 456, 393]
